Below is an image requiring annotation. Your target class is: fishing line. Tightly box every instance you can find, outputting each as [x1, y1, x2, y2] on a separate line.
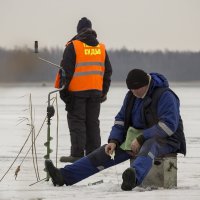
[29, 94, 40, 181]
[110, 150, 120, 186]
[0, 127, 33, 182]
[55, 94, 59, 167]
[29, 177, 47, 186]
[0, 97, 56, 182]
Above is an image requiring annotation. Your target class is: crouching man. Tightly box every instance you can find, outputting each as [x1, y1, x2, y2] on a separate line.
[45, 68, 186, 191]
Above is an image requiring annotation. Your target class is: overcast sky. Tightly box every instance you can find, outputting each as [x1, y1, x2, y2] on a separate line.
[0, 0, 200, 51]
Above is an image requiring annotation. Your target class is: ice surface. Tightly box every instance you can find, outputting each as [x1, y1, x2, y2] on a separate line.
[0, 84, 200, 200]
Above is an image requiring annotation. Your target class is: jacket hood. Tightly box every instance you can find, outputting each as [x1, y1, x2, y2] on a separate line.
[67, 28, 99, 47]
[149, 73, 169, 90]
[76, 29, 99, 46]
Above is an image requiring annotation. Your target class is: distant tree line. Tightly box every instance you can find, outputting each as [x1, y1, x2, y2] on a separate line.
[0, 47, 200, 83]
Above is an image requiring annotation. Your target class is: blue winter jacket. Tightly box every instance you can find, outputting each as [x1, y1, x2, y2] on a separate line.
[108, 73, 182, 148]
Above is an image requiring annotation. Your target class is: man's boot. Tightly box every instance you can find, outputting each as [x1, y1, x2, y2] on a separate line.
[59, 156, 83, 163]
[45, 159, 65, 186]
[121, 167, 136, 191]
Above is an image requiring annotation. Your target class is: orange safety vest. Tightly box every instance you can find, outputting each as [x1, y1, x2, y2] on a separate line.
[54, 72, 61, 89]
[68, 40, 106, 91]
[54, 40, 106, 91]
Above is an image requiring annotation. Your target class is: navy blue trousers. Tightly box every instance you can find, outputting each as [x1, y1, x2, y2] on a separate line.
[60, 138, 177, 186]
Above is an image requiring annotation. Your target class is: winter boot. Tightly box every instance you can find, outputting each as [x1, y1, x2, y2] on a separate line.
[45, 159, 65, 186]
[59, 156, 82, 163]
[121, 167, 136, 191]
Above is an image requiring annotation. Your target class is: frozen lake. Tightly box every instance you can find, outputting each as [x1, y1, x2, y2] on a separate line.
[0, 83, 200, 200]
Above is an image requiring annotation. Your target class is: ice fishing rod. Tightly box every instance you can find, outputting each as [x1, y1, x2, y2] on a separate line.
[34, 40, 66, 109]
[34, 41, 62, 69]
[34, 41, 65, 180]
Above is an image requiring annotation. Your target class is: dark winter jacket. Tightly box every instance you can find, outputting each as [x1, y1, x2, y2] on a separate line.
[60, 28, 112, 98]
[108, 73, 186, 155]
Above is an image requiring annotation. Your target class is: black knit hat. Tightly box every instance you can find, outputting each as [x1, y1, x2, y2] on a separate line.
[77, 17, 92, 34]
[126, 69, 149, 89]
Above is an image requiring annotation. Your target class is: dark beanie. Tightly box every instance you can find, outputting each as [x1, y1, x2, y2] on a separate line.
[77, 17, 92, 33]
[126, 69, 149, 89]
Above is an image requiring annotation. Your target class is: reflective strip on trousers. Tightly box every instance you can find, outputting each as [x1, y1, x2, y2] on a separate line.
[148, 151, 155, 160]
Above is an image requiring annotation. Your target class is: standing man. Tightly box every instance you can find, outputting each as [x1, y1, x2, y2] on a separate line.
[56, 17, 112, 163]
[47, 68, 186, 190]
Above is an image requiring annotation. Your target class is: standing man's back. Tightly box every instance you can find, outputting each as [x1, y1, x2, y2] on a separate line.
[57, 17, 112, 163]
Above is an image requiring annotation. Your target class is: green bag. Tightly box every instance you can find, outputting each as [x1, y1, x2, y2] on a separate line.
[120, 127, 142, 151]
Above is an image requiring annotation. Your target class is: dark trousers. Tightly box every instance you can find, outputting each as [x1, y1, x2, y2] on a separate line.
[67, 96, 101, 157]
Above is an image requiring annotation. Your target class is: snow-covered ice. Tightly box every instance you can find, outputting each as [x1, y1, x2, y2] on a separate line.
[0, 83, 200, 200]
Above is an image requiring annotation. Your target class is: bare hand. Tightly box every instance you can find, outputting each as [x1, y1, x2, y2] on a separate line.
[131, 139, 141, 156]
[105, 143, 116, 156]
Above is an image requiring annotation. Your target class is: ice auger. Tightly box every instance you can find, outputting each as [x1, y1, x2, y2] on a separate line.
[34, 41, 66, 179]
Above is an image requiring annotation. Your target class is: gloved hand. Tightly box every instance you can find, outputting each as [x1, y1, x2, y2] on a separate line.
[100, 94, 107, 103]
[60, 69, 66, 86]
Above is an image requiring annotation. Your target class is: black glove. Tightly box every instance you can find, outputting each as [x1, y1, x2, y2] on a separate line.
[60, 69, 66, 86]
[100, 94, 107, 103]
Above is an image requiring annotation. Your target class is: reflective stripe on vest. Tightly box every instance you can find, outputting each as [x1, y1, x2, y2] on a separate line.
[68, 40, 106, 92]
